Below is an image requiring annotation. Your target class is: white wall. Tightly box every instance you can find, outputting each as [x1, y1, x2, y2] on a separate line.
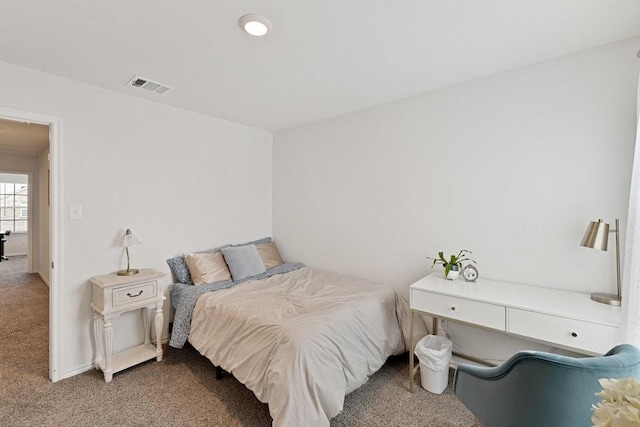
[273, 38, 640, 361]
[0, 60, 273, 377]
[0, 157, 39, 266]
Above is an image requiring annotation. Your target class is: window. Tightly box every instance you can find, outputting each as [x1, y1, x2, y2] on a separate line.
[0, 181, 28, 232]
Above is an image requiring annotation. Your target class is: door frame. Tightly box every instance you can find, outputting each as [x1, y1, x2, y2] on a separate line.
[0, 106, 62, 382]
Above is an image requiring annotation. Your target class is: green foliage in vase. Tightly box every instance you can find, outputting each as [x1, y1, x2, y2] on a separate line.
[428, 250, 476, 276]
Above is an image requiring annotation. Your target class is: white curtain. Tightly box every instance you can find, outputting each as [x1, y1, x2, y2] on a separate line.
[619, 73, 640, 346]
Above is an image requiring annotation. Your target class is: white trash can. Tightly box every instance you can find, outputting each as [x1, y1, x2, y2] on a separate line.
[414, 334, 452, 394]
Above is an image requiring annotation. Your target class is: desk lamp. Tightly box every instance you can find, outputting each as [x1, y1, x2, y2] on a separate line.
[580, 219, 621, 306]
[117, 228, 141, 276]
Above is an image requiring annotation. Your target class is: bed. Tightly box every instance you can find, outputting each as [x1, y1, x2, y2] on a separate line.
[168, 240, 411, 427]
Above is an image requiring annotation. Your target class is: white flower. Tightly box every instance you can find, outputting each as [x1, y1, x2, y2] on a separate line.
[592, 377, 640, 427]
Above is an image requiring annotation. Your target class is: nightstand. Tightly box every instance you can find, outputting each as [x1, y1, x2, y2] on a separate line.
[90, 269, 165, 382]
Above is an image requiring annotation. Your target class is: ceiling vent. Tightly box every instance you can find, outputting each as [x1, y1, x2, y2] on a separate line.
[126, 75, 173, 94]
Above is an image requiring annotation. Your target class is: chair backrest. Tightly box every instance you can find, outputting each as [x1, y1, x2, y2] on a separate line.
[453, 344, 640, 427]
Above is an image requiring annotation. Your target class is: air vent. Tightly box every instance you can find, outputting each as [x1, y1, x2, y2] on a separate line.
[126, 75, 173, 94]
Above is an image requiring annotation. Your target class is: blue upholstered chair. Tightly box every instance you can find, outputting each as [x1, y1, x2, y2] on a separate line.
[453, 344, 640, 427]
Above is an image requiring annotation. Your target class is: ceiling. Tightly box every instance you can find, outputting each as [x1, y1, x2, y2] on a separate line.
[0, 119, 49, 156]
[1, 1, 640, 132]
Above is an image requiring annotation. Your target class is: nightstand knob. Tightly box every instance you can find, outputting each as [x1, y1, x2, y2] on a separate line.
[451, 306, 456, 311]
[571, 332, 578, 338]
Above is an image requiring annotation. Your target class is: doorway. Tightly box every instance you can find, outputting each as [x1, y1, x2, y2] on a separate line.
[0, 108, 61, 382]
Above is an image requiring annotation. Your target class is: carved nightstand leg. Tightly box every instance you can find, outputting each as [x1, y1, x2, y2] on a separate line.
[103, 315, 113, 382]
[93, 312, 102, 370]
[155, 304, 163, 361]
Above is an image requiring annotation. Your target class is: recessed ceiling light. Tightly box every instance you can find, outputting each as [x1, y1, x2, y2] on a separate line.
[239, 14, 272, 37]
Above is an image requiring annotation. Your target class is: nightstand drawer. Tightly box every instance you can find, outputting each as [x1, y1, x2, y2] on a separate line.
[412, 289, 506, 331]
[113, 281, 156, 306]
[508, 308, 618, 354]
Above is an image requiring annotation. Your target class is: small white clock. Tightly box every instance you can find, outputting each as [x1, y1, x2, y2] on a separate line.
[462, 264, 478, 282]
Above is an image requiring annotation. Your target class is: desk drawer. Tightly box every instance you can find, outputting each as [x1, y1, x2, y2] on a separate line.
[412, 289, 506, 331]
[508, 308, 617, 355]
[113, 281, 156, 306]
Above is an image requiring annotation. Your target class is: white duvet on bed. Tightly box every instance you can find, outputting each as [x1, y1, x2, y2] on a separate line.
[188, 266, 406, 427]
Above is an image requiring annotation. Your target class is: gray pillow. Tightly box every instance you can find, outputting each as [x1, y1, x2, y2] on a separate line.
[221, 244, 266, 281]
[166, 256, 193, 284]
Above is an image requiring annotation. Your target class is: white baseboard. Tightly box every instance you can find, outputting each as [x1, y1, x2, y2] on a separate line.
[63, 362, 96, 379]
[38, 271, 50, 287]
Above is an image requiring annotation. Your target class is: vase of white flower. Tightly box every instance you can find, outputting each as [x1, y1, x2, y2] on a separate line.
[592, 376, 640, 426]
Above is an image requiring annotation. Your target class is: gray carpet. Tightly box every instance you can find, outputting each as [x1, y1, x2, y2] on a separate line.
[0, 254, 28, 276]
[0, 261, 480, 426]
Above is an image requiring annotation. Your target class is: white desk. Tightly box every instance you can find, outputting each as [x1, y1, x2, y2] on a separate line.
[408, 273, 620, 392]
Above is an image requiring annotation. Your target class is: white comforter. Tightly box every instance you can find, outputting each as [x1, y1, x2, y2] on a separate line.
[188, 267, 406, 427]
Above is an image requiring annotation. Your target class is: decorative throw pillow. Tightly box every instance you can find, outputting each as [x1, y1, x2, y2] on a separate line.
[256, 241, 284, 269]
[166, 244, 230, 284]
[166, 256, 192, 284]
[221, 244, 266, 281]
[184, 252, 232, 285]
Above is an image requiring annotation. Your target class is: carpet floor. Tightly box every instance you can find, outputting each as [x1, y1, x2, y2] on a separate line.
[0, 254, 28, 276]
[0, 259, 481, 426]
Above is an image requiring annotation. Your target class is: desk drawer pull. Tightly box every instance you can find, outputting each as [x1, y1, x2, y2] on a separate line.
[127, 290, 143, 298]
[451, 306, 456, 311]
[571, 332, 578, 338]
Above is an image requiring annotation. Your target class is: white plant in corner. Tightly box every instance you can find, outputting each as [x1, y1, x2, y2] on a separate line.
[592, 377, 640, 426]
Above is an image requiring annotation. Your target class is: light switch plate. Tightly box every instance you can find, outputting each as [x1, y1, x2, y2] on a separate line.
[69, 205, 83, 220]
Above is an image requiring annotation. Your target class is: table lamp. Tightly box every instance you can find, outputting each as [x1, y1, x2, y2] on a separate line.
[580, 218, 621, 306]
[117, 228, 141, 276]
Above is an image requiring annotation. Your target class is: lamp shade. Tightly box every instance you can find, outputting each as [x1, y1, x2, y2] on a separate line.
[123, 229, 141, 248]
[118, 228, 141, 276]
[580, 219, 609, 251]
